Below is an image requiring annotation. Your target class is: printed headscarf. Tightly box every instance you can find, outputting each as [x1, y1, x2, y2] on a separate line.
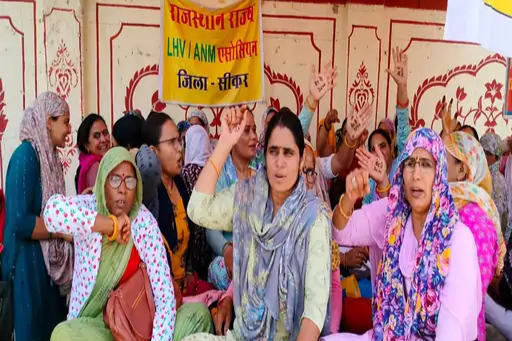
[177, 120, 191, 136]
[185, 125, 212, 167]
[93, 147, 142, 220]
[480, 133, 503, 159]
[379, 118, 396, 138]
[19, 91, 73, 294]
[445, 131, 506, 273]
[188, 109, 210, 134]
[373, 128, 458, 340]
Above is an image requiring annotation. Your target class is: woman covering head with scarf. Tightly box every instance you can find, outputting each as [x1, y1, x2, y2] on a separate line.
[182, 125, 212, 194]
[325, 128, 480, 341]
[444, 132, 503, 341]
[184, 107, 331, 341]
[45, 147, 177, 340]
[481, 132, 510, 240]
[2, 92, 73, 341]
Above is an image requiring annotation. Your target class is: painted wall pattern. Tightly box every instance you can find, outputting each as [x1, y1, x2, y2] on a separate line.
[0, 0, 509, 193]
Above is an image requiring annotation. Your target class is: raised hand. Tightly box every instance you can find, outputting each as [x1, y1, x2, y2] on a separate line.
[309, 63, 338, 102]
[356, 146, 387, 184]
[323, 109, 340, 131]
[116, 213, 131, 244]
[386, 46, 408, 86]
[345, 168, 371, 203]
[346, 104, 372, 141]
[440, 96, 457, 135]
[220, 106, 248, 147]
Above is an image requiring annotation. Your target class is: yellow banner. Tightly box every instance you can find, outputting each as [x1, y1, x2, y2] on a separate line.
[160, 0, 264, 106]
[506, 59, 512, 115]
[484, 0, 512, 17]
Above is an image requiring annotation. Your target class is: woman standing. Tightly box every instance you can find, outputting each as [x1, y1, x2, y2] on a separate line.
[325, 128, 480, 340]
[45, 147, 176, 340]
[75, 114, 111, 194]
[2, 92, 74, 341]
[185, 107, 331, 340]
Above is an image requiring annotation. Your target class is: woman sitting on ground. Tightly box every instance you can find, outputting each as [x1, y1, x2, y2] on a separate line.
[184, 107, 331, 340]
[324, 128, 480, 340]
[45, 147, 176, 340]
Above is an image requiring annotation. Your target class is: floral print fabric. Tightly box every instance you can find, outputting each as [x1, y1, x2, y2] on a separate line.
[373, 128, 459, 341]
[43, 194, 176, 340]
[459, 202, 498, 341]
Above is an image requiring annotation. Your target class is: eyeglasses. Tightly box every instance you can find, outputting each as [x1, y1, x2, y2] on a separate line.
[303, 168, 318, 182]
[403, 158, 435, 173]
[158, 137, 183, 149]
[108, 175, 138, 190]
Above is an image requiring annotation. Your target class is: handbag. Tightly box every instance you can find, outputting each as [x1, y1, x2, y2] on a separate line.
[103, 262, 155, 341]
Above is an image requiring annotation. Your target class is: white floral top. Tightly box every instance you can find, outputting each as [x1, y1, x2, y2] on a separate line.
[43, 194, 176, 340]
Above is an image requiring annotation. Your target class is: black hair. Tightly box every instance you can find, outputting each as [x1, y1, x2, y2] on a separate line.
[459, 125, 479, 141]
[142, 111, 173, 146]
[264, 107, 305, 158]
[113, 114, 145, 150]
[394, 116, 398, 132]
[76, 114, 106, 154]
[368, 128, 392, 151]
[341, 118, 347, 134]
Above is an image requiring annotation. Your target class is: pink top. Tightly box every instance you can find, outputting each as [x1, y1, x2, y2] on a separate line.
[459, 202, 498, 341]
[325, 198, 481, 341]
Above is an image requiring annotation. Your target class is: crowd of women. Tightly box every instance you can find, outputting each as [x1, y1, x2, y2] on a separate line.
[3, 47, 512, 341]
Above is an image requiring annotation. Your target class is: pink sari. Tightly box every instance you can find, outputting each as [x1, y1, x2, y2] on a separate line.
[77, 153, 102, 194]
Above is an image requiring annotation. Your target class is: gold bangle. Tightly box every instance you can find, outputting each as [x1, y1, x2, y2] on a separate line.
[344, 135, 357, 149]
[337, 194, 353, 220]
[209, 159, 221, 178]
[107, 215, 118, 242]
[376, 182, 391, 193]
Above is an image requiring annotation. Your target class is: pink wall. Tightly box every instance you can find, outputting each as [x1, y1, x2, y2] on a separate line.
[0, 0, 509, 193]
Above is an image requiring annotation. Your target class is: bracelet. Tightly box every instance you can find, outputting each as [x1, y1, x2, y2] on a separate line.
[344, 135, 357, 149]
[222, 242, 233, 254]
[397, 99, 409, 108]
[376, 182, 391, 193]
[209, 159, 221, 178]
[337, 194, 353, 220]
[107, 215, 119, 242]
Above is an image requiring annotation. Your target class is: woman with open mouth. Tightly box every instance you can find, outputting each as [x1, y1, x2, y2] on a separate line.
[325, 128, 480, 341]
[75, 114, 111, 194]
[444, 131, 505, 341]
[44, 147, 176, 341]
[184, 107, 331, 341]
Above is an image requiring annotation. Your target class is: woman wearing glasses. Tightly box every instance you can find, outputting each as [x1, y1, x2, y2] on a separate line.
[45, 147, 176, 340]
[323, 128, 480, 341]
[138, 112, 214, 341]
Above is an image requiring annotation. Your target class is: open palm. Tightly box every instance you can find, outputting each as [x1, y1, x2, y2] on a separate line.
[309, 63, 338, 102]
[220, 106, 248, 147]
[387, 46, 408, 86]
[356, 146, 387, 184]
[346, 104, 372, 141]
